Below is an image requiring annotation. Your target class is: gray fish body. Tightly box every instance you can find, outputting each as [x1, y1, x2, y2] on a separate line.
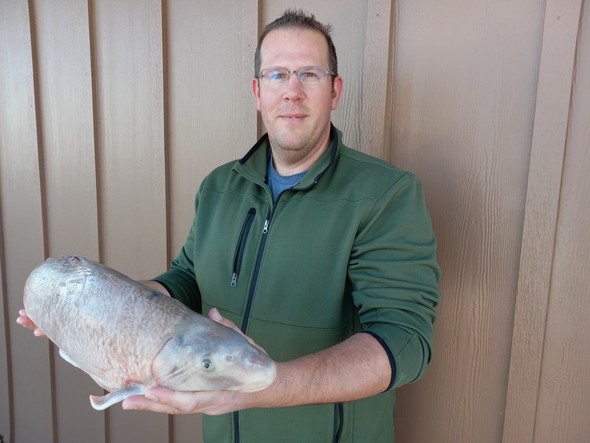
[23, 256, 276, 409]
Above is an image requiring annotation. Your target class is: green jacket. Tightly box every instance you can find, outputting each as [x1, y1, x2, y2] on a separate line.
[154, 125, 441, 443]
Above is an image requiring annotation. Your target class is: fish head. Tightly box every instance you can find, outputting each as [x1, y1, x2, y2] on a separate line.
[152, 321, 276, 393]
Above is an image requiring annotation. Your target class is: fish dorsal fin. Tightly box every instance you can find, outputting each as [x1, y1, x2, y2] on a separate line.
[89, 385, 146, 410]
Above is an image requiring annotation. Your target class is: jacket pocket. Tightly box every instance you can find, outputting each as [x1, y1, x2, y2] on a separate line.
[230, 207, 256, 287]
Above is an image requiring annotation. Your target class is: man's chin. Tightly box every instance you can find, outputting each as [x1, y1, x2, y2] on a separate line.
[270, 132, 308, 152]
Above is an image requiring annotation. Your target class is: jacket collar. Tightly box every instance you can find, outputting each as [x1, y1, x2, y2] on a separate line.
[235, 123, 341, 189]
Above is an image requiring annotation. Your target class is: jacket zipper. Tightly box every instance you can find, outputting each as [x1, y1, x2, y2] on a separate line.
[239, 210, 271, 333]
[233, 412, 240, 443]
[232, 127, 340, 442]
[235, 403, 342, 443]
[233, 207, 343, 443]
[230, 208, 256, 287]
[233, 210, 272, 443]
[333, 403, 343, 442]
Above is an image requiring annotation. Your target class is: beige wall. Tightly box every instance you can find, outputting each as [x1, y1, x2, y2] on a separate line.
[1, 1, 588, 442]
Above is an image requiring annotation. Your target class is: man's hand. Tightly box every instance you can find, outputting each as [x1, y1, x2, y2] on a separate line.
[121, 309, 392, 415]
[16, 309, 46, 337]
[122, 385, 250, 415]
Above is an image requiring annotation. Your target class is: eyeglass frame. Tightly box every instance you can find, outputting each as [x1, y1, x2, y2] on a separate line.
[256, 66, 337, 87]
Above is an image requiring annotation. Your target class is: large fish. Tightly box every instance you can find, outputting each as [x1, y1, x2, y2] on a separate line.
[23, 255, 276, 410]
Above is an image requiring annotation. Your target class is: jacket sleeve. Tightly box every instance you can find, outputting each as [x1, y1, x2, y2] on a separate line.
[349, 172, 441, 389]
[152, 192, 202, 313]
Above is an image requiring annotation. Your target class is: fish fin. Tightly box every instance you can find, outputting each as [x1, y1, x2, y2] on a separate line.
[89, 385, 146, 410]
[58, 348, 80, 368]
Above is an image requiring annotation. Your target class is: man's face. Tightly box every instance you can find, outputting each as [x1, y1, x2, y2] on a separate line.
[252, 28, 343, 171]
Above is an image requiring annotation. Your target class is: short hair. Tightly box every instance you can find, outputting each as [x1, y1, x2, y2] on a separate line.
[254, 9, 338, 77]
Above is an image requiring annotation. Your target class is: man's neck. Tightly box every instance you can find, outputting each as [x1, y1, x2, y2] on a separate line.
[270, 138, 331, 176]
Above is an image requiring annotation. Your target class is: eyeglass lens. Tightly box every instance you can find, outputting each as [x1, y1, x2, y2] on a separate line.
[259, 67, 333, 86]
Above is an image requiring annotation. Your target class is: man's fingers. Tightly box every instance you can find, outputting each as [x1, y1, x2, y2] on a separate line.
[16, 309, 47, 337]
[208, 308, 245, 333]
[208, 308, 266, 351]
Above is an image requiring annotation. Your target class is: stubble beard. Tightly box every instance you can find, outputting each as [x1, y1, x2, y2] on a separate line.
[269, 128, 318, 167]
[267, 113, 333, 169]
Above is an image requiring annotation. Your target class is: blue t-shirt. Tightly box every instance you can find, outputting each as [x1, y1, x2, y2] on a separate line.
[267, 157, 306, 202]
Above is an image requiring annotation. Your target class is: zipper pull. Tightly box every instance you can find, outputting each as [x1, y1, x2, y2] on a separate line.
[262, 219, 269, 234]
[230, 272, 238, 287]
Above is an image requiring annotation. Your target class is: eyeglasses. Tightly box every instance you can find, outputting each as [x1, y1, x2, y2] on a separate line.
[257, 66, 336, 87]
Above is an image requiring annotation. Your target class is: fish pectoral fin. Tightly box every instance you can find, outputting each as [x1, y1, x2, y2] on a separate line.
[89, 385, 146, 410]
[58, 348, 80, 368]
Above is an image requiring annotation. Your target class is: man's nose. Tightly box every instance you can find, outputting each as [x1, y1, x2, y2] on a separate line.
[283, 72, 305, 98]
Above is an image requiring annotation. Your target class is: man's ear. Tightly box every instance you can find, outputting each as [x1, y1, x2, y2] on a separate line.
[331, 76, 344, 110]
[252, 78, 262, 111]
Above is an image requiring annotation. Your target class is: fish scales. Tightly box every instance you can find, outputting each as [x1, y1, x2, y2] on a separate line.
[23, 256, 276, 410]
[27, 261, 186, 387]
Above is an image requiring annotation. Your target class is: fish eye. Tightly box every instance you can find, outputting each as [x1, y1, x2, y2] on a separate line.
[201, 358, 213, 371]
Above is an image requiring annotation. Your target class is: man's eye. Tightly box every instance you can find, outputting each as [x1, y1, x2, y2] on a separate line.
[267, 71, 286, 81]
[301, 71, 319, 79]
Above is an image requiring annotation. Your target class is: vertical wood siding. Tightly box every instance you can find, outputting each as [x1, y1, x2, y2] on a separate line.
[503, 1, 586, 442]
[1, 1, 588, 442]
[392, 1, 543, 441]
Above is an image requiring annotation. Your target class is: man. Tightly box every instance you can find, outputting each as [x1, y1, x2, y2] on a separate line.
[19, 9, 440, 443]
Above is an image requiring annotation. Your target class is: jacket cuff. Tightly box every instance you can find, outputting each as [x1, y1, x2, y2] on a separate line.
[361, 331, 396, 391]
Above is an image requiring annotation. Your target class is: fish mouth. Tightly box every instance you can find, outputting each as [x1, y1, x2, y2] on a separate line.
[231, 363, 277, 392]
[235, 353, 277, 391]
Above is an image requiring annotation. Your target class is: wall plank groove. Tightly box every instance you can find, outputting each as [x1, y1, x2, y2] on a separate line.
[502, 1, 584, 442]
[92, 0, 168, 281]
[391, 2, 544, 440]
[532, 3, 590, 442]
[29, 0, 106, 440]
[92, 1, 170, 440]
[0, 220, 12, 443]
[2, 1, 589, 442]
[0, 1, 54, 442]
[360, 0, 392, 159]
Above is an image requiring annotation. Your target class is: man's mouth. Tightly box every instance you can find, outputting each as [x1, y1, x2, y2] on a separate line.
[280, 113, 306, 119]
